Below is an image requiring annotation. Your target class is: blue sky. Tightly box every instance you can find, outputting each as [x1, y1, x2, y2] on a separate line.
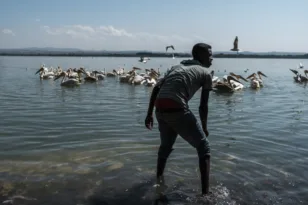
[0, 0, 307, 52]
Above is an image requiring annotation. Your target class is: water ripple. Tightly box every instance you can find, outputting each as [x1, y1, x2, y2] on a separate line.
[0, 57, 308, 204]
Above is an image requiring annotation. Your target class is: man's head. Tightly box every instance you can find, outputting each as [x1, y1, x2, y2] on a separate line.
[192, 43, 213, 68]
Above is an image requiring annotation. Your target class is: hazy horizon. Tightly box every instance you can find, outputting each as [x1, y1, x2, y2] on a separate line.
[1, 0, 307, 53]
[0, 47, 307, 54]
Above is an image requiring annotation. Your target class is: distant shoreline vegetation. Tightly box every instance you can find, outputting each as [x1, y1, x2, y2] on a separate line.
[0, 49, 308, 59]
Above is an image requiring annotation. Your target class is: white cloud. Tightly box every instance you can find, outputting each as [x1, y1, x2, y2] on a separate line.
[42, 25, 136, 39]
[35, 18, 40, 22]
[2, 29, 15, 36]
[42, 25, 101, 40]
[98, 26, 132, 37]
[40, 24, 200, 51]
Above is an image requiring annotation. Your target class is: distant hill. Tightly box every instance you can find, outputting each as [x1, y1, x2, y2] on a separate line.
[214, 51, 307, 55]
[0, 47, 83, 52]
[0, 48, 148, 54]
[0, 47, 307, 59]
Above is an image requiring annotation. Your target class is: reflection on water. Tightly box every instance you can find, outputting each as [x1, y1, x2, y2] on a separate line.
[0, 57, 308, 204]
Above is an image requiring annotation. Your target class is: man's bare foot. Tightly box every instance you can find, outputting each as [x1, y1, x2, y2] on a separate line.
[153, 176, 168, 197]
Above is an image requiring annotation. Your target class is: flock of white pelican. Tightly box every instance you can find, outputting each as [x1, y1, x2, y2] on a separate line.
[33, 36, 307, 94]
[35, 64, 271, 93]
[212, 61, 307, 93]
[35, 65, 162, 87]
[212, 71, 268, 92]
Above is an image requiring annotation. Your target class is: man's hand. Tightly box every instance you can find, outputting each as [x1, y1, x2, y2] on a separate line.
[145, 114, 154, 130]
[201, 123, 209, 137]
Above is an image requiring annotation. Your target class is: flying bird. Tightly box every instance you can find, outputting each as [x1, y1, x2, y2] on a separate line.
[230, 36, 240, 53]
[166, 45, 175, 52]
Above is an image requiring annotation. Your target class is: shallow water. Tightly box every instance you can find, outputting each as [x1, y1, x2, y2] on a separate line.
[0, 56, 307, 205]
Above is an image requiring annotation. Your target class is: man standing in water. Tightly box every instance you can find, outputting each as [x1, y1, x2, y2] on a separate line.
[145, 43, 213, 196]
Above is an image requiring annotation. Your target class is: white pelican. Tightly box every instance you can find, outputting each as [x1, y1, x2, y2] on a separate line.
[40, 64, 48, 72]
[229, 72, 248, 83]
[290, 69, 308, 83]
[212, 76, 219, 83]
[54, 71, 80, 86]
[115, 68, 125, 75]
[223, 75, 245, 90]
[35, 66, 55, 79]
[80, 68, 98, 82]
[55, 66, 62, 75]
[142, 70, 159, 87]
[106, 69, 118, 77]
[138, 57, 149, 63]
[119, 73, 132, 83]
[213, 76, 244, 92]
[118, 67, 142, 83]
[66, 68, 79, 79]
[127, 67, 142, 75]
[128, 70, 144, 85]
[65, 69, 84, 82]
[143, 77, 156, 86]
[139, 68, 151, 77]
[246, 71, 267, 89]
[93, 71, 105, 80]
[79, 67, 91, 76]
[150, 68, 160, 77]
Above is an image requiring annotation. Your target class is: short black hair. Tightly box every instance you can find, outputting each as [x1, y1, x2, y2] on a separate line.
[192, 43, 212, 60]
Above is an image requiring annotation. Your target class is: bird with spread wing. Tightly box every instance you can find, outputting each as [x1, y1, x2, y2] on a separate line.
[165, 45, 175, 52]
[230, 36, 240, 54]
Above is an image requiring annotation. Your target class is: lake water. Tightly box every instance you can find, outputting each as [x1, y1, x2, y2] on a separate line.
[0, 56, 307, 205]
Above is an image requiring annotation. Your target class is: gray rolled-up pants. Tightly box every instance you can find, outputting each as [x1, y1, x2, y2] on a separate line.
[155, 108, 211, 159]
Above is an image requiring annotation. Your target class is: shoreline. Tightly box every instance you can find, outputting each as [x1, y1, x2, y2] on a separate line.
[1, 53, 308, 59]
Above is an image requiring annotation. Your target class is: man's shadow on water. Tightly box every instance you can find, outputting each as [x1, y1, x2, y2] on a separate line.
[87, 178, 170, 205]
